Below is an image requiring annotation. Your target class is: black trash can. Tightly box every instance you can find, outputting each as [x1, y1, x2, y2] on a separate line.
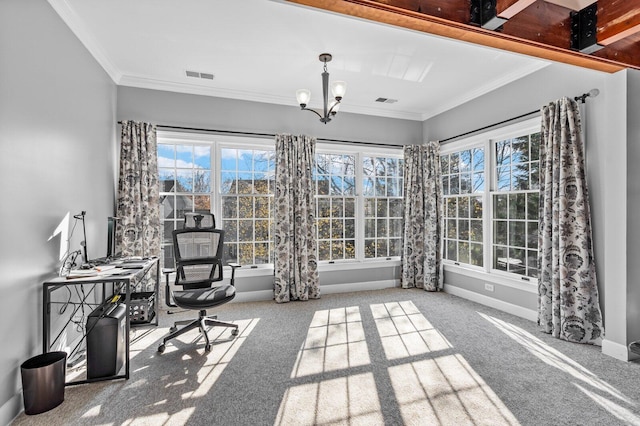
[20, 351, 67, 415]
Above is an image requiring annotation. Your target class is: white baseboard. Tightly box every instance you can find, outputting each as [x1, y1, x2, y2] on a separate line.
[321, 279, 399, 295]
[233, 290, 273, 303]
[443, 284, 537, 322]
[602, 339, 631, 361]
[0, 392, 23, 426]
[232, 280, 399, 303]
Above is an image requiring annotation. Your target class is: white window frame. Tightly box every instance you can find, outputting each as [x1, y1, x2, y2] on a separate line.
[157, 132, 403, 277]
[314, 142, 404, 265]
[439, 117, 540, 290]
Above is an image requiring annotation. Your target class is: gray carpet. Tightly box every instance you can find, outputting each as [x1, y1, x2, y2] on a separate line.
[11, 288, 640, 425]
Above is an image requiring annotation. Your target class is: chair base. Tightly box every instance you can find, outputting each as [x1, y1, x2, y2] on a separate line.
[158, 309, 238, 353]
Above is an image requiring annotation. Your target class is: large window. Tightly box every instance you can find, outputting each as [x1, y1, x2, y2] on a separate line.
[441, 148, 484, 267]
[362, 156, 403, 259]
[158, 143, 212, 266]
[158, 133, 402, 268]
[492, 133, 540, 278]
[314, 149, 403, 262]
[441, 119, 540, 281]
[220, 147, 275, 266]
[315, 153, 357, 262]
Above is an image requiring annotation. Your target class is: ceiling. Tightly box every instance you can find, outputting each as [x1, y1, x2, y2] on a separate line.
[48, 0, 578, 121]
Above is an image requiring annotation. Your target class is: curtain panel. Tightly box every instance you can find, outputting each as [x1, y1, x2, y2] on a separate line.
[538, 97, 603, 344]
[273, 134, 320, 303]
[116, 121, 161, 259]
[402, 141, 444, 291]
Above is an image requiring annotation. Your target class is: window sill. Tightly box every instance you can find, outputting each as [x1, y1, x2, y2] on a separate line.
[443, 263, 537, 294]
[227, 259, 401, 278]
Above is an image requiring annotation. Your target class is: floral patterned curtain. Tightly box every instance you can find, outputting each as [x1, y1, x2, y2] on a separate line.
[402, 141, 444, 291]
[538, 97, 603, 344]
[116, 121, 161, 258]
[273, 134, 320, 303]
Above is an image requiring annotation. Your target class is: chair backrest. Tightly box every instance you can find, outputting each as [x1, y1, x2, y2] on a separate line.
[172, 228, 225, 290]
[183, 212, 216, 229]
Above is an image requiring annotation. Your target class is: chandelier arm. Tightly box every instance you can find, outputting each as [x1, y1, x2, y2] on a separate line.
[327, 99, 341, 116]
[301, 107, 324, 120]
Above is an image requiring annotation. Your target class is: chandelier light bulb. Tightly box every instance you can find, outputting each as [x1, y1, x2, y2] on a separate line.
[296, 89, 311, 107]
[331, 81, 347, 100]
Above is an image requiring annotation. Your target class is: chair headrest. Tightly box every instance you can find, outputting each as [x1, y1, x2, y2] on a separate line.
[183, 212, 216, 229]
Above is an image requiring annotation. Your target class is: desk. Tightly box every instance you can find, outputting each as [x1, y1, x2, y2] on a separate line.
[42, 257, 160, 385]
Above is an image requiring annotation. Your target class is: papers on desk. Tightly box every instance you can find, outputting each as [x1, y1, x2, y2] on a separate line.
[66, 265, 119, 279]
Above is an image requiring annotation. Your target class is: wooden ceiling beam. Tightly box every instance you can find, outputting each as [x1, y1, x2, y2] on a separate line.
[366, 0, 470, 23]
[284, 0, 629, 72]
[597, 0, 640, 46]
[496, 0, 537, 20]
[500, 0, 572, 48]
[595, 32, 640, 68]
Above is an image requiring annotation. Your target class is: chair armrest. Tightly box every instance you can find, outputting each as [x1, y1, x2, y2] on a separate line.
[162, 268, 177, 308]
[228, 263, 241, 286]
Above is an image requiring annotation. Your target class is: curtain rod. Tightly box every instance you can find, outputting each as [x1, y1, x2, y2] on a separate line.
[117, 122, 403, 149]
[439, 89, 599, 144]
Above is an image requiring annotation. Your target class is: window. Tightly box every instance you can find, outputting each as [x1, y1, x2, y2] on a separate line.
[314, 148, 404, 262]
[362, 156, 404, 258]
[158, 143, 212, 266]
[441, 118, 540, 281]
[158, 133, 403, 269]
[315, 153, 357, 261]
[220, 147, 275, 265]
[441, 148, 484, 267]
[492, 133, 540, 278]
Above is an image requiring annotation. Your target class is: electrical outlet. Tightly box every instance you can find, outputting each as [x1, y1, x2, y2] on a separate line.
[484, 283, 495, 292]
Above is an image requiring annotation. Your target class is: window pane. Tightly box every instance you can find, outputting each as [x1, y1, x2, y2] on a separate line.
[470, 219, 483, 242]
[460, 150, 471, 172]
[459, 242, 470, 264]
[509, 193, 526, 220]
[494, 195, 507, 219]
[458, 196, 470, 218]
[494, 221, 507, 245]
[510, 221, 526, 248]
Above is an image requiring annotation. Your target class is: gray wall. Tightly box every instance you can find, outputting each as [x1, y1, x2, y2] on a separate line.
[424, 61, 640, 357]
[627, 69, 640, 347]
[0, 0, 117, 422]
[117, 86, 422, 146]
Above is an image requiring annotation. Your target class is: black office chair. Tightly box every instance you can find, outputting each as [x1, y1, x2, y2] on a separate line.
[158, 213, 240, 353]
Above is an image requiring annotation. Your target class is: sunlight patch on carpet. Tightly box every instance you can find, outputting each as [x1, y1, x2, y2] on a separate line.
[371, 300, 452, 360]
[290, 306, 370, 378]
[479, 312, 633, 405]
[388, 354, 520, 426]
[274, 372, 384, 425]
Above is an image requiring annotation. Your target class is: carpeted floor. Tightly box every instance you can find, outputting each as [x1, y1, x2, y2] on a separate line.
[11, 288, 640, 425]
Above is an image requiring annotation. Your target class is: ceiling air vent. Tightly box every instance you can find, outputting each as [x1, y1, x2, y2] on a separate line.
[375, 97, 398, 104]
[185, 70, 215, 80]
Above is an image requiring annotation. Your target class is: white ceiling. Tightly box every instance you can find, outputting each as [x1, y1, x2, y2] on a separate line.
[49, 0, 551, 121]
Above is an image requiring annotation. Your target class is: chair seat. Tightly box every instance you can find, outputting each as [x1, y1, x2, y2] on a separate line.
[173, 285, 236, 310]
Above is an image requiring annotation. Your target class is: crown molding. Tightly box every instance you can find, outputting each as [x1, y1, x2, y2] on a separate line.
[48, 0, 121, 83]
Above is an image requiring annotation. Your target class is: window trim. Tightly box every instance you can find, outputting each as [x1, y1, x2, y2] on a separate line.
[315, 143, 404, 263]
[440, 116, 540, 286]
[157, 131, 404, 269]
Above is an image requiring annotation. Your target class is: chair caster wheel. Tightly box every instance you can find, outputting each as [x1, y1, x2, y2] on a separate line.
[231, 328, 239, 336]
[205, 344, 212, 352]
[169, 326, 177, 333]
[158, 344, 165, 353]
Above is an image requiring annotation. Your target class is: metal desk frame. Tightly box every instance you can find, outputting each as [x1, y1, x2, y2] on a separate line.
[42, 257, 160, 386]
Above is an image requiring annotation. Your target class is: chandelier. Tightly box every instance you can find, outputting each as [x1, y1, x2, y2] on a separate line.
[296, 53, 347, 124]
